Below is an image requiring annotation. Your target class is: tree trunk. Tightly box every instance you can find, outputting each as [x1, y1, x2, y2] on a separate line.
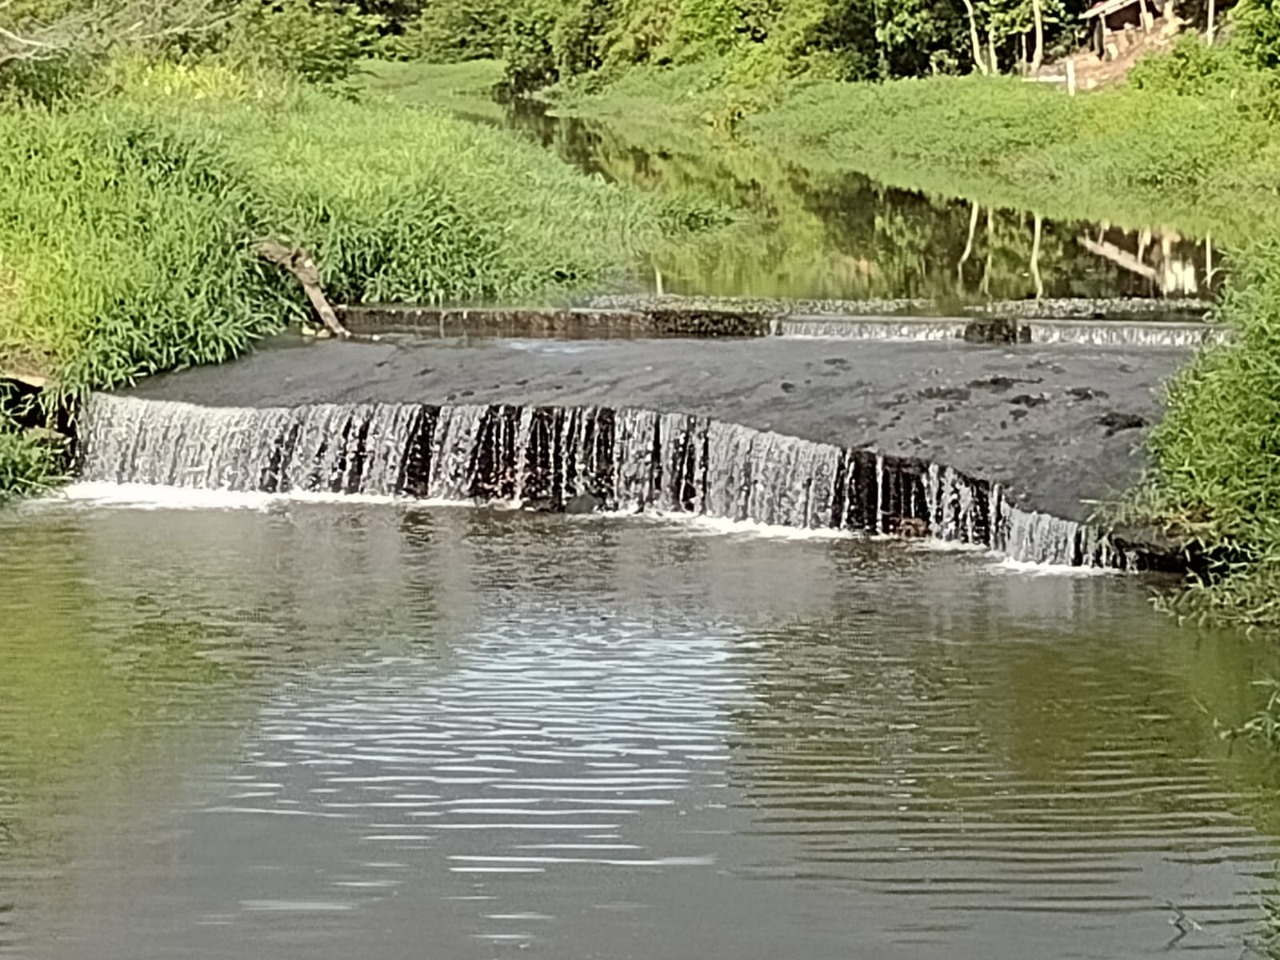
[961, 0, 989, 74]
[1207, 0, 1216, 44]
[1031, 0, 1045, 73]
[257, 241, 350, 340]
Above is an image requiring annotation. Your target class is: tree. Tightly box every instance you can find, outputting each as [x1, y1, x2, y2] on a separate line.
[0, 0, 216, 68]
[1031, 0, 1044, 71]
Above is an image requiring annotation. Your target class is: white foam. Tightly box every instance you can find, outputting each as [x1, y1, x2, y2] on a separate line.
[990, 557, 1121, 577]
[645, 511, 853, 541]
[39, 482, 1120, 574]
[49, 482, 421, 512]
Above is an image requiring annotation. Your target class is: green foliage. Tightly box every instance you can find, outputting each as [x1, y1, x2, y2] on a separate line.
[1135, 240, 1280, 627]
[393, 0, 507, 62]
[501, 0, 563, 93]
[1234, 0, 1280, 70]
[225, 0, 384, 85]
[1129, 33, 1280, 121]
[1218, 679, 1280, 745]
[0, 419, 64, 506]
[401, 0, 1092, 91]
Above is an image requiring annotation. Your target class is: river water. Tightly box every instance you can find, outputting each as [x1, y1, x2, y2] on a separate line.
[470, 103, 1226, 308]
[3, 491, 1280, 959]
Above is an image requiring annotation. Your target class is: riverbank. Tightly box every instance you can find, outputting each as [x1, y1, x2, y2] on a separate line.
[541, 54, 1280, 242]
[0, 60, 714, 495]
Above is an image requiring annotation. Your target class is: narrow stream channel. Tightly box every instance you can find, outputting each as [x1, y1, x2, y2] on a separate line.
[2, 495, 1280, 959]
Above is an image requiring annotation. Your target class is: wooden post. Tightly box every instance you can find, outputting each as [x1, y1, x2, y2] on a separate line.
[1066, 58, 1077, 95]
[1207, 0, 1215, 44]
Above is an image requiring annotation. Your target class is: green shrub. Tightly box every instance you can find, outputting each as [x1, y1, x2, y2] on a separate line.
[225, 0, 384, 85]
[0, 419, 65, 506]
[1234, 0, 1280, 69]
[501, 0, 562, 93]
[393, 0, 507, 62]
[1139, 240, 1280, 626]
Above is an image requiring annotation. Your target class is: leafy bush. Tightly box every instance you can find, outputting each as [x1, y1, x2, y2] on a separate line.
[0, 419, 64, 505]
[225, 0, 384, 85]
[393, 0, 506, 62]
[1234, 0, 1280, 69]
[501, 0, 562, 92]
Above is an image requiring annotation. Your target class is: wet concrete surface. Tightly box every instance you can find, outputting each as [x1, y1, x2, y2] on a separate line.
[125, 334, 1192, 522]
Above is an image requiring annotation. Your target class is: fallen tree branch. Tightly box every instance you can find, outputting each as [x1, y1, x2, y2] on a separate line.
[257, 241, 350, 340]
[1, 0, 220, 68]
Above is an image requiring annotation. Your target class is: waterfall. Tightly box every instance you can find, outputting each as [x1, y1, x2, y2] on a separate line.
[77, 394, 1149, 570]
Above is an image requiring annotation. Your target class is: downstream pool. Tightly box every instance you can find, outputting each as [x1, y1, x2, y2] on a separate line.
[2, 491, 1279, 958]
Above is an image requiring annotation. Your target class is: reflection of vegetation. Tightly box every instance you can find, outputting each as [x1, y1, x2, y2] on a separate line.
[362, 62, 1224, 304]
[1221, 681, 1280, 750]
[486, 94, 1222, 303]
[0, 516, 254, 881]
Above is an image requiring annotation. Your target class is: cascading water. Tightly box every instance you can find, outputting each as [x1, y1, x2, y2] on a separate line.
[77, 393, 1150, 570]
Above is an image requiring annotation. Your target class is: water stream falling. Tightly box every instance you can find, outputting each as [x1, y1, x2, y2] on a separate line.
[78, 394, 1142, 569]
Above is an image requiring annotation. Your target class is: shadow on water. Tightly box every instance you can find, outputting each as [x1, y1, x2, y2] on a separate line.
[464, 99, 1225, 310]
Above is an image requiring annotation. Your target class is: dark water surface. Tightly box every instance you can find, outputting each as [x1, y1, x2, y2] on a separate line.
[3, 494, 1280, 958]
[470, 103, 1225, 308]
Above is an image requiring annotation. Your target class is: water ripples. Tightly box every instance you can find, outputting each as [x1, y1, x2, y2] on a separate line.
[2, 503, 1280, 958]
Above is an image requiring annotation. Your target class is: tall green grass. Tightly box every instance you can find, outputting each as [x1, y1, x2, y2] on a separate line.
[0, 60, 709, 500]
[1133, 241, 1280, 627]
[0, 60, 702, 393]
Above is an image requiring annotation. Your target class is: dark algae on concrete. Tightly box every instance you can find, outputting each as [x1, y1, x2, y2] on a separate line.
[111, 333, 1188, 568]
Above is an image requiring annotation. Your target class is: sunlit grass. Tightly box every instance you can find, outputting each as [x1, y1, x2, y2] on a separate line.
[0, 60, 713, 500]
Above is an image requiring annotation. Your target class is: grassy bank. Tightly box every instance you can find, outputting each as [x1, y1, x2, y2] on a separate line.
[1, 61, 700, 391]
[545, 54, 1280, 241]
[1128, 244, 1280, 627]
[0, 59, 714, 498]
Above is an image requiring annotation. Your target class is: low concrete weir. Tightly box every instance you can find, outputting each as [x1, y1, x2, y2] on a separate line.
[77, 394, 1166, 570]
[340, 305, 1226, 349]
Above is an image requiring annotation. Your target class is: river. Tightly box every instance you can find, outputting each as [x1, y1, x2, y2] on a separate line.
[459, 100, 1226, 309]
[0, 82, 1267, 960]
[3, 491, 1280, 958]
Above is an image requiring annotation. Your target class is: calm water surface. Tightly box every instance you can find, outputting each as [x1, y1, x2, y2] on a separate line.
[471, 103, 1226, 307]
[2, 495, 1279, 959]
